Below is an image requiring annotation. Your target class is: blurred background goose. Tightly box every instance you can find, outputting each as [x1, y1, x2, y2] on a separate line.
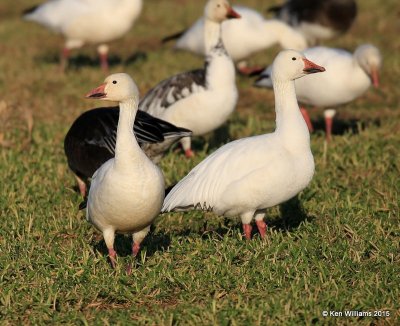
[163, 50, 325, 240]
[23, 0, 143, 70]
[140, 0, 240, 157]
[163, 5, 307, 75]
[85, 73, 164, 270]
[254, 44, 382, 141]
[268, 0, 357, 45]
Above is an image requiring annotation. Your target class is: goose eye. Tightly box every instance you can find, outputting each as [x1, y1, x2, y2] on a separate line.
[292, 57, 296, 61]
[112, 80, 117, 84]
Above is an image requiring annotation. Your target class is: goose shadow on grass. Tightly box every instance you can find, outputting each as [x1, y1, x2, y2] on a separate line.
[312, 116, 381, 136]
[91, 196, 314, 261]
[92, 231, 171, 259]
[179, 123, 234, 155]
[36, 51, 147, 70]
[171, 196, 316, 240]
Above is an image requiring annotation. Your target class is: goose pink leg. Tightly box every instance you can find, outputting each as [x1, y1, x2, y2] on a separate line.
[300, 107, 314, 133]
[325, 116, 333, 142]
[127, 227, 150, 274]
[132, 242, 141, 256]
[98, 45, 109, 71]
[108, 248, 117, 269]
[185, 149, 195, 158]
[99, 53, 109, 71]
[60, 47, 69, 72]
[243, 224, 252, 240]
[255, 220, 267, 239]
[126, 242, 141, 275]
[324, 110, 336, 142]
[75, 175, 87, 197]
[181, 137, 194, 158]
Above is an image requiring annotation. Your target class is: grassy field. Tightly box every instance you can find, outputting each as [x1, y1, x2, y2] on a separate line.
[0, 0, 399, 324]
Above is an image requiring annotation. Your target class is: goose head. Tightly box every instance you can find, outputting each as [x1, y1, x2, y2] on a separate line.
[271, 50, 325, 83]
[204, 0, 241, 23]
[85, 73, 139, 103]
[354, 44, 382, 87]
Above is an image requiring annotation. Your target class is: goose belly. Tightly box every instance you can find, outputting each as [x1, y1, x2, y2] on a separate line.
[162, 90, 237, 136]
[295, 73, 370, 107]
[216, 151, 314, 217]
[64, 13, 133, 43]
[88, 167, 164, 233]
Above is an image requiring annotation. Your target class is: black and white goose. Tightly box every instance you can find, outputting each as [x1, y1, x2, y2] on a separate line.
[268, 0, 357, 45]
[84, 73, 165, 269]
[139, 0, 240, 158]
[64, 108, 191, 197]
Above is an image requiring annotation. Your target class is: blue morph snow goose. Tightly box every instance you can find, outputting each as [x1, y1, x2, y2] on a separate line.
[64, 108, 191, 197]
[85, 73, 165, 269]
[139, 0, 240, 158]
[24, 0, 142, 70]
[163, 50, 325, 240]
[268, 0, 357, 45]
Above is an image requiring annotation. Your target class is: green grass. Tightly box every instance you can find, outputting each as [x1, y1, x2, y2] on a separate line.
[0, 0, 399, 324]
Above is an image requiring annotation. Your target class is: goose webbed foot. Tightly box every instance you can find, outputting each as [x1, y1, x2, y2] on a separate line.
[185, 149, 195, 158]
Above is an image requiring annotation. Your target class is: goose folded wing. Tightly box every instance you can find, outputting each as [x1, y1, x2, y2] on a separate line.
[139, 69, 206, 115]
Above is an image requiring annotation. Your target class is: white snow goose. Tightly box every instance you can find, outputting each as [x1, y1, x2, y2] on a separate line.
[254, 44, 382, 141]
[268, 0, 357, 45]
[64, 108, 191, 197]
[23, 0, 142, 71]
[162, 5, 307, 75]
[162, 50, 325, 240]
[85, 73, 165, 269]
[140, 0, 240, 157]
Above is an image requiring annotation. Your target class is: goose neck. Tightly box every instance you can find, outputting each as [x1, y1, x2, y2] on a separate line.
[273, 80, 310, 149]
[115, 98, 141, 164]
[204, 19, 222, 54]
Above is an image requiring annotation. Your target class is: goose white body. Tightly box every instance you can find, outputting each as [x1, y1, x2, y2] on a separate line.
[24, 0, 142, 48]
[87, 153, 164, 235]
[174, 6, 307, 62]
[255, 45, 381, 107]
[163, 50, 324, 238]
[163, 133, 314, 218]
[84, 74, 165, 266]
[294, 47, 372, 107]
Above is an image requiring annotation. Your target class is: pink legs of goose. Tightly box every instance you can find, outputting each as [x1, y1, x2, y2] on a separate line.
[300, 107, 337, 142]
[242, 221, 267, 240]
[125, 242, 142, 275]
[105, 227, 149, 273]
[75, 175, 87, 197]
[324, 109, 337, 142]
[242, 212, 267, 240]
[300, 108, 314, 133]
[59, 44, 109, 72]
[185, 149, 195, 158]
